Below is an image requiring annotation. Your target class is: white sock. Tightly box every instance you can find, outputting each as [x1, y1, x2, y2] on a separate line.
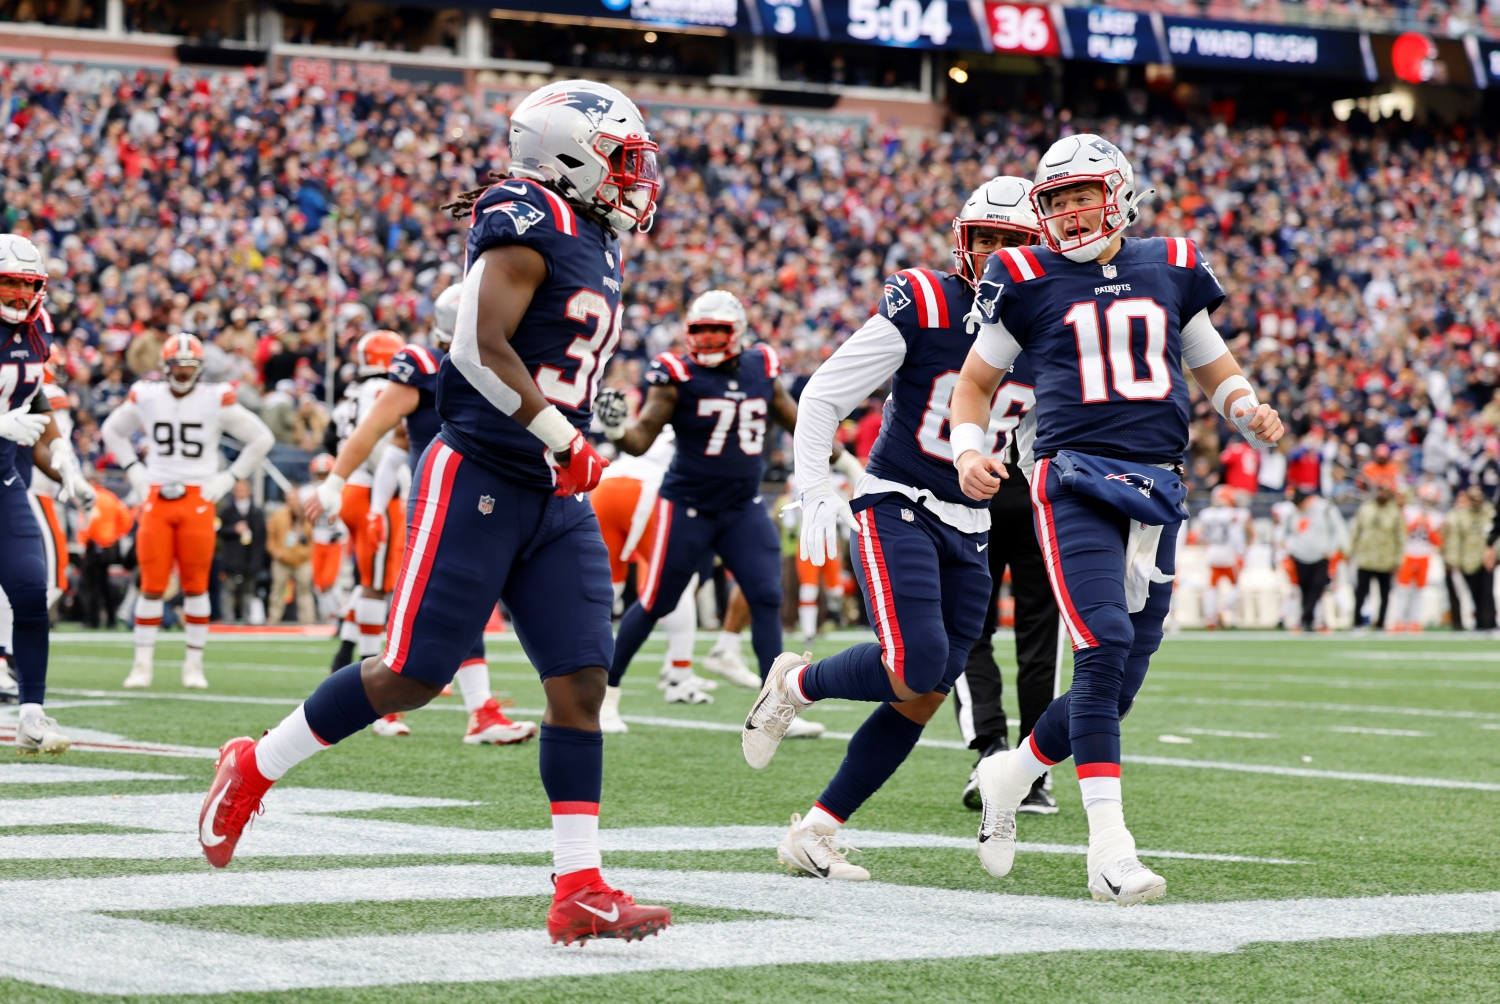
[788, 664, 814, 708]
[134, 597, 163, 662]
[183, 593, 210, 655]
[254, 704, 328, 780]
[1086, 803, 1136, 876]
[666, 660, 693, 685]
[355, 595, 387, 657]
[804, 804, 842, 831]
[1078, 774, 1123, 811]
[18, 702, 43, 725]
[1016, 735, 1053, 776]
[798, 603, 818, 639]
[986, 744, 1046, 807]
[453, 660, 491, 713]
[0, 588, 13, 652]
[552, 811, 601, 875]
[713, 630, 742, 654]
[339, 613, 360, 643]
[663, 575, 697, 664]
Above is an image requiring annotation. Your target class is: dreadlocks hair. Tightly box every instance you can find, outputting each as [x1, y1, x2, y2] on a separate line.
[439, 172, 505, 219]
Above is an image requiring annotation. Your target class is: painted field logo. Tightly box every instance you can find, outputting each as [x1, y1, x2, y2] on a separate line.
[1104, 471, 1154, 497]
[478, 495, 495, 515]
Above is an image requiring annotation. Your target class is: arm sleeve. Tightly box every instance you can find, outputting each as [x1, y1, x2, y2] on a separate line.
[1180, 308, 1231, 369]
[370, 444, 407, 513]
[791, 313, 907, 494]
[1185, 249, 1227, 319]
[219, 403, 275, 479]
[100, 400, 142, 469]
[974, 319, 1023, 371]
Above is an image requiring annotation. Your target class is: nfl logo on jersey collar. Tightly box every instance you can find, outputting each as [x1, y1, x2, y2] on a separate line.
[1102, 264, 1117, 279]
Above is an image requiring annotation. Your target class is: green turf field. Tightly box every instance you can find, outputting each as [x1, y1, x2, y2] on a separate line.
[3, 629, 1499, 1003]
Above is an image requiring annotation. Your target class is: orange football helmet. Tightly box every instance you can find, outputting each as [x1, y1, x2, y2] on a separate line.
[355, 329, 405, 377]
[161, 333, 206, 392]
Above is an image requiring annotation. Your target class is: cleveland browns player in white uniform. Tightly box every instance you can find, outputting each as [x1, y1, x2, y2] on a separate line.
[1197, 485, 1252, 628]
[103, 334, 274, 689]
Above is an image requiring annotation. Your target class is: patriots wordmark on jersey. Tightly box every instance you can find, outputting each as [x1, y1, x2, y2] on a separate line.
[977, 237, 1224, 465]
[386, 343, 443, 461]
[439, 177, 623, 490]
[647, 344, 779, 513]
[865, 268, 1036, 509]
[0, 311, 51, 477]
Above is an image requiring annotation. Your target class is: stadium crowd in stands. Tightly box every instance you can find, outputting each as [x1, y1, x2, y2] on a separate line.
[5, 68, 1498, 616]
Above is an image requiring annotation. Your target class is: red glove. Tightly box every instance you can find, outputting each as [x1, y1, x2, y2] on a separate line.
[553, 431, 608, 496]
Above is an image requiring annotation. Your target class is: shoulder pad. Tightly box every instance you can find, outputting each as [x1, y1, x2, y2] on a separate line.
[990, 247, 1047, 282]
[1163, 237, 1198, 269]
[219, 385, 238, 407]
[126, 381, 150, 404]
[647, 352, 691, 384]
[755, 343, 781, 378]
[36, 306, 53, 334]
[471, 179, 578, 241]
[389, 345, 438, 383]
[883, 269, 950, 329]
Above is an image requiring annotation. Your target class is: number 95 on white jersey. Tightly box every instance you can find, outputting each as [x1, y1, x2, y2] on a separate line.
[128, 381, 238, 485]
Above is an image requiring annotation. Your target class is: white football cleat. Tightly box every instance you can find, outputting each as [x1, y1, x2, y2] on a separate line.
[1089, 856, 1166, 906]
[0, 661, 18, 703]
[664, 679, 714, 705]
[975, 749, 1029, 877]
[123, 658, 153, 689]
[181, 649, 208, 689]
[702, 644, 761, 689]
[777, 813, 869, 881]
[599, 685, 628, 734]
[784, 716, 825, 739]
[371, 714, 410, 737]
[463, 698, 538, 745]
[741, 651, 809, 769]
[14, 713, 69, 756]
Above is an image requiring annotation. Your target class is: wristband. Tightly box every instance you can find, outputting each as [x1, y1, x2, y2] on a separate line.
[950, 423, 987, 464]
[1211, 375, 1256, 418]
[527, 405, 578, 453]
[831, 450, 864, 481]
[323, 472, 346, 496]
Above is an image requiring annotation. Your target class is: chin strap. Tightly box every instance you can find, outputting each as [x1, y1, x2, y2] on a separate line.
[1123, 186, 1156, 226]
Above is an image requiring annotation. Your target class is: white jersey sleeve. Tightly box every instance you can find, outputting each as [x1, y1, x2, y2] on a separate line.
[130, 381, 239, 486]
[344, 377, 393, 488]
[30, 384, 70, 497]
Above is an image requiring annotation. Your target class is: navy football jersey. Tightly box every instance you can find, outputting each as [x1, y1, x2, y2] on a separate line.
[864, 268, 991, 510]
[387, 343, 444, 462]
[438, 178, 622, 491]
[991, 350, 1037, 463]
[0, 312, 53, 477]
[650, 345, 780, 512]
[977, 237, 1224, 465]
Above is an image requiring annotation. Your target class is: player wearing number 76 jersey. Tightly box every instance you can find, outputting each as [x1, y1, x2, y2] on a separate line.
[738, 178, 1043, 879]
[949, 134, 1284, 906]
[102, 333, 274, 691]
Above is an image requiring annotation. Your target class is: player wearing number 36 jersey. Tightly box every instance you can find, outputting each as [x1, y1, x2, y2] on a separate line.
[102, 333, 274, 691]
[949, 134, 1284, 906]
[199, 80, 673, 947]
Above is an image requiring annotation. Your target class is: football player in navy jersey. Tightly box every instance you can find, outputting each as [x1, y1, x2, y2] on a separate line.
[303, 284, 537, 748]
[0, 234, 93, 755]
[735, 178, 1042, 879]
[949, 135, 1283, 905]
[598, 289, 842, 740]
[200, 80, 673, 945]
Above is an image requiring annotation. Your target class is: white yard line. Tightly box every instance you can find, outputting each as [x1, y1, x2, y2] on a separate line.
[0, 765, 183, 784]
[1, 863, 1494, 994]
[1181, 728, 1279, 739]
[1148, 670, 1500, 691]
[1151, 696, 1500, 721]
[1124, 755, 1500, 792]
[1327, 726, 1432, 737]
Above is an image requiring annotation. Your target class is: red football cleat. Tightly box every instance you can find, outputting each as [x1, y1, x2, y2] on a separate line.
[464, 698, 538, 745]
[198, 736, 273, 869]
[547, 872, 672, 945]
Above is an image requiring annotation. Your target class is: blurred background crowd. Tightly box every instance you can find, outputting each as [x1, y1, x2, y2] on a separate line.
[10, 67, 1499, 627]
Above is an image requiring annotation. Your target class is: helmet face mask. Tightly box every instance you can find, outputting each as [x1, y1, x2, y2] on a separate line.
[593, 134, 660, 233]
[0, 234, 48, 324]
[951, 176, 1041, 289]
[160, 333, 205, 394]
[1031, 134, 1141, 263]
[684, 289, 748, 367]
[355, 329, 406, 377]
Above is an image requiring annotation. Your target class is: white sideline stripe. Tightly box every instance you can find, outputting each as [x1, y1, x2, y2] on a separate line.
[1328, 726, 1431, 738]
[1181, 728, 1278, 739]
[0, 707, 219, 759]
[1332, 650, 1500, 662]
[1149, 670, 1500, 691]
[5, 864, 1497, 994]
[1154, 696, 1500, 721]
[0, 765, 184, 784]
[0, 790, 1301, 866]
[1153, 655, 1500, 675]
[1125, 755, 1500, 792]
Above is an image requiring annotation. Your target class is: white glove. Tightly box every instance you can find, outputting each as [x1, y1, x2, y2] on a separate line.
[798, 485, 855, 567]
[1228, 395, 1272, 450]
[124, 462, 150, 505]
[594, 387, 629, 441]
[317, 472, 346, 520]
[201, 470, 236, 504]
[61, 469, 96, 508]
[0, 408, 47, 446]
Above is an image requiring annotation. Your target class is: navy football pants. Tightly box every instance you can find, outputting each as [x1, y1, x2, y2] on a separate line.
[1027, 456, 1180, 776]
[611, 496, 782, 681]
[0, 475, 48, 705]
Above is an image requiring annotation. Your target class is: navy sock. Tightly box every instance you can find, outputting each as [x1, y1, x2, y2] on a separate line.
[539, 724, 604, 805]
[303, 663, 378, 745]
[1068, 644, 1126, 767]
[1029, 691, 1073, 765]
[747, 599, 783, 678]
[608, 602, 657, 687]
[815, 702, 924, 821]
[330, 639, 355, 674]
[12, 617, 47, 706]
[799, 643, 899, 703]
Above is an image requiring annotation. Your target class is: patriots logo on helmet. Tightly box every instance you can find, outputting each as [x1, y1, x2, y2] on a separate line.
[1088, 137, 1121, 163]
[883, 283, 912, 315]
[1105, 472, 1154, 498]
[563, 91, 613, 128]
[485, 201, 546, 235]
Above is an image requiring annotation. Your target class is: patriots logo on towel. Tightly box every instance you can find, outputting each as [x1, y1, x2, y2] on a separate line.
[478, 495, 495, 515]
[1105, 472, 1154, 498]
[883, 283, 912, 315]
[485, 201, 546, 235]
